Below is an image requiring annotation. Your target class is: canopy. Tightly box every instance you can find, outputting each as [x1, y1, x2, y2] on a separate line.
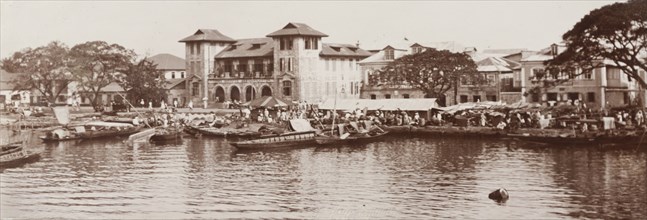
[288, 119, 315, 132]
[436, 101, 504, 114]
[318, 98, 438, 111]
[242, 96, 290, 108]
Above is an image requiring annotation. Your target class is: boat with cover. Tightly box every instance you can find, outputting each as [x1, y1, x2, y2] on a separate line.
[40, 107, 140, 142]
[1, 142, 41, 169]
[315, 121, 389, 145]
[230, 119, 317, 149]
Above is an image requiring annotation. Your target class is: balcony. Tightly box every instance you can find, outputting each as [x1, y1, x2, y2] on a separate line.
[212, 70, 274, 79]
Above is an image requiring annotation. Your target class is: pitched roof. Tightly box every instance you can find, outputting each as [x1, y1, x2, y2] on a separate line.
[165, 78, 186, 90]
[411, 41, 466, 53]
[215, 38, 274, 59]
[102, 82, 125, 92]
[266, 23, 328, 37]
[319, 43, 372, 57]
[146, 53, 185, 70]
[476, 56, 520, 72]
[358, 49, 409, 64]
[179, 29, 236, 43]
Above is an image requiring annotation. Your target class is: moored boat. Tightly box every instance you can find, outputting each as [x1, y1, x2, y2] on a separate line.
[230, 119, 318, 149]
[150, 127, 183, 142]
[1, 142, 41, 169]
[315, 130, 389, 145]
[39, 121, 141, 142]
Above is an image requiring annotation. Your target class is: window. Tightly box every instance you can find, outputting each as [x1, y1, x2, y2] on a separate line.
[587, 92, 595, 102]
[196, 61, 202, 73]
[385, 94, 391, 99]
[287, 58, 292, 72]
[403, 94, 410, 99]
[460, 95, 468, 103]
[304, 37, 319, 50]
[192, 82, 199, 96]
[189, 43, 194, 54]
[531, 68, 544, 80]
[385, 49, 394, 60]
[487, 95, 497, 101]
[181, 72, 185, 78]
[341, 59, 346, 71]
[412, 46, 424, 54]
[473, 95, 481, 102]
[282, 81, 292, 96]
[350, 82, 354, 95]
[280, 37, 293, 50]
[224, 61, 233, 73]
[171, 72, 175, 79]
[332, 59, 337, 71]
[370, 94, 376, 99]
[253, 60, 263, 72]
[547, 93, 558, 101]
[279, 58, 284, 72]
[196, 43, 201, 54]
[237, 60, 248, 73]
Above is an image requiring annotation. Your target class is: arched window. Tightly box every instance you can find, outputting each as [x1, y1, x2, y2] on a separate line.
[171, 72, 176, 79]
[282, 81, 292, 96]
[181, 72, 185, 78]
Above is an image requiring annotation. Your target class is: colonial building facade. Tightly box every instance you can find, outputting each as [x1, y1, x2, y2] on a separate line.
[146, 53, 187, 106]
[180, 23, 371, 106]
[519, 44, 647, 109]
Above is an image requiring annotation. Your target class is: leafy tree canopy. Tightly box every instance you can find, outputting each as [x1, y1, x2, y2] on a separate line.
[119, 59, 168, 106]
[371, 48, 481, 101]
[69, 41, 135, 111]
[547, 0, 647, 88]
[1, 41, 72, 104]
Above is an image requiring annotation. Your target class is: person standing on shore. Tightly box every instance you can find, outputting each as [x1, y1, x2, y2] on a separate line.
[140, 99, 145, 107]
[188, 100, 193, 111]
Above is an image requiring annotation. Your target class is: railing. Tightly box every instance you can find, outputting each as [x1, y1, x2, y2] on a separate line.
[212, 71, 274, 79]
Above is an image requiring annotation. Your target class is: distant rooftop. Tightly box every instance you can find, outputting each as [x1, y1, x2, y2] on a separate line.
[146, 53, 185, 70]
[266, 23, 328, 37]
[216, 38, 274, 59]
[320, 43, 372, 57]
[179, 29, 236, 43]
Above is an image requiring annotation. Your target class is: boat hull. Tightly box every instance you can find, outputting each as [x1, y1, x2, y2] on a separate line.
[315, 131, 390, 145]
[231, 131, 317, 149]
[1, 144, 41, 169]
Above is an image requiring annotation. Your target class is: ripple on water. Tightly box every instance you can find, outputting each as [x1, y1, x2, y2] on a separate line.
[1, 132, 646, 219]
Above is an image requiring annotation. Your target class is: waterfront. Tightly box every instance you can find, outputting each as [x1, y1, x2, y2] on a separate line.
[1, 129, 646, 219]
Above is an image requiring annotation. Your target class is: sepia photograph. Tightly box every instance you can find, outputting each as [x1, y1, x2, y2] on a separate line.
[1, 0, 646, 219]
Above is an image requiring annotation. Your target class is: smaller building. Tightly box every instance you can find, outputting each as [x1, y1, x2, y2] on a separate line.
[146, 53, 188, 106]
[0, 68, 31, 109]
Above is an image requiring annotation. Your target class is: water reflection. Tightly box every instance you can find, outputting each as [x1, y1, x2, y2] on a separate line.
[1, 129, 645, 219]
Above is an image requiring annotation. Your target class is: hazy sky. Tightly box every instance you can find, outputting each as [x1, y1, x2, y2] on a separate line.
[1, 1, 618, 59]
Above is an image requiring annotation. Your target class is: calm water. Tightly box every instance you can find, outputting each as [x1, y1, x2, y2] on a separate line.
[1, 129, 646, 219]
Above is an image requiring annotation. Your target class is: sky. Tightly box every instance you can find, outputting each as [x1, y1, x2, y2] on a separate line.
[0, 1, 619, 60]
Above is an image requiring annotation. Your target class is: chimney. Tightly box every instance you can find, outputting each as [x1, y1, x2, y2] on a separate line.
[356, 40, 360, 48]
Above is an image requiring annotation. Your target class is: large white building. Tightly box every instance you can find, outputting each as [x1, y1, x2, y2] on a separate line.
[180, 23, 372, 105]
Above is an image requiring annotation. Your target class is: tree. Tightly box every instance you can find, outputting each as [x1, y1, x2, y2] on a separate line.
[69, 41, 135, 112]
[119, 59, 168, 106]
[1, 41, 72, 104]
[370, 49, 481, 105]
[547, 0, 647, 88]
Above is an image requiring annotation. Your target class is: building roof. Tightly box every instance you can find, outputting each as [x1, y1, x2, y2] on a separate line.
[358, 49, 409, 64]
[476, 56, 520, 72]
[482, 48, 526, 55]
[319, 43, 372, 58]
[215, 38, 274, 59]
[102, 82, 125, 92]
[146, 53, 185, 70]
[164, 78, 186, 90]
[266, 23, 328, 37]
[410, 41, 468, 53]
[179, 29, 236, 43]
